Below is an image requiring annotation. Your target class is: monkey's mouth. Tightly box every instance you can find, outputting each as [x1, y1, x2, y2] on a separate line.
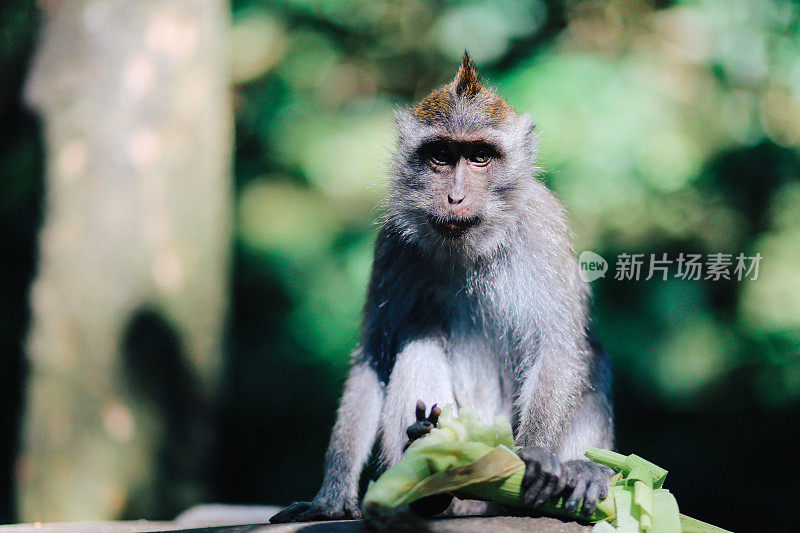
[429, 215, 482, 238]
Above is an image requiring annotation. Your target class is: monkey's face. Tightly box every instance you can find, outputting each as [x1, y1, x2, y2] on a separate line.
[418, 137, 495, 239]
[388, 115, 537, 259]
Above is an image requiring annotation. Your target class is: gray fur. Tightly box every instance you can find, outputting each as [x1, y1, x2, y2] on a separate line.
[272, 71, 613, 523]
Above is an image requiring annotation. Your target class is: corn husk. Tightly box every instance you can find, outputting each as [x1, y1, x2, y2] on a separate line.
[363, 405, 731, 533]
[363, 406, 614, 521]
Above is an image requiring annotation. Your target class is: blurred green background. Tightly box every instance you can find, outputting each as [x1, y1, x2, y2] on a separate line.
[3, 0, 800, 531]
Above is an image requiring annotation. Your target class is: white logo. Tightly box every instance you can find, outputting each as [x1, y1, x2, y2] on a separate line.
[579, 251, 608, 282]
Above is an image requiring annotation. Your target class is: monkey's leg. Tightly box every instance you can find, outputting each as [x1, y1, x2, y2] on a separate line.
[270, 358, 383, 523]
[379, 338, 456, 467]
[514, 336, 590, 451]
[560, 349, 614, 459]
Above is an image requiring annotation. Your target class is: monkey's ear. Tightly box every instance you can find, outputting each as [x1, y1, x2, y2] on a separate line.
[454, 51, 482, 98]
[517, 112, 540, 153]
[519, 112, 536, 134]
[394, 107, 420, 142]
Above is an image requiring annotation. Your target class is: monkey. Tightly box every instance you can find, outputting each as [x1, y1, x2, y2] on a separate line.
[270, 53, 614, 523]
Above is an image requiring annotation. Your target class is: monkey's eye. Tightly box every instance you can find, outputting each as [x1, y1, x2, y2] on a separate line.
[469, 146, 492, 165]
[425, 142, 454, 166]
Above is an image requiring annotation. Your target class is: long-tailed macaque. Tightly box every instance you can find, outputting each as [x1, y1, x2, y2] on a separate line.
[271, 53, 614, 523]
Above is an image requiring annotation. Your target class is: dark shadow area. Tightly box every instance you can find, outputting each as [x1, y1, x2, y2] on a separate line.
[615, 383, 800, 532]
[209, 247, 343, 507]
[121, 308, 215, 520]
[0, 2, 43, 523]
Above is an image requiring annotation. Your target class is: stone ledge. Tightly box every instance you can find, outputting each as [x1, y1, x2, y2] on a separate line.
[0, 517, 593, 533]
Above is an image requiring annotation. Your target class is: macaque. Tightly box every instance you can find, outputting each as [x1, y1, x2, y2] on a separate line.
[271, 54, 614, 523]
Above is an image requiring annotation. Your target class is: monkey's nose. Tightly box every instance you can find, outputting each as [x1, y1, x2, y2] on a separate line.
[447, 193, 465, 205]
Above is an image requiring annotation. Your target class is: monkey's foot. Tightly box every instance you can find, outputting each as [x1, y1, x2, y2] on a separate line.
[269, 498, 361, 523]
[402, 400, 442, 451]
[561, 459, 613, 517]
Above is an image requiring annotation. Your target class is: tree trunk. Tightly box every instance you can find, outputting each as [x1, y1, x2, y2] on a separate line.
[19, 0, 232, 521]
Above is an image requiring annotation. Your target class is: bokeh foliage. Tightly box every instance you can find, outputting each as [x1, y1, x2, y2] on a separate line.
[2, 0, 799, 530]
[225, 0, 800, 530]
[231, 0, 800, 407]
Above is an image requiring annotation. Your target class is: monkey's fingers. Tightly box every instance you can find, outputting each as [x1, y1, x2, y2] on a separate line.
[519, 446, 557, 488]
[404, 401, 441, 452]
[579, 480, 604, 516]
[522, 472, 548, 507]
[428, 404, 441, 426]
[524, 462, 564, 508]
[598, 480, 609, 501]
[562, 460, 613, 516]
[553, 464, 569, 496]
[269, 501, 311, 523]
[406, 421, 433, 440]
[532, 465, 565, 508]
[564, 475, 590, 515]
[415, 400, 427, 422]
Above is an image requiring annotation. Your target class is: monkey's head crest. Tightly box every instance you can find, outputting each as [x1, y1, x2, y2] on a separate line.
[411, 53, 515, 127]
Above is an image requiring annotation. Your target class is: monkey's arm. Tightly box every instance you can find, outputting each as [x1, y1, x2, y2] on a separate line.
[515, 333, 591, 450]
[270, 357, 383, 523]
[516, 333, 614, 516]
[511, 240, 613, 513]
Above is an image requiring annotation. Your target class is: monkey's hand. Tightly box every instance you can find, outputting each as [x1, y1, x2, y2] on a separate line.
[519, 446, 569, 510]
[560, 459, 613, 517]
[520, 448, 612, 517]
[401, 400, 452, 516]
[269, 496, 361, 523]
[402, 400, 442, 452]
